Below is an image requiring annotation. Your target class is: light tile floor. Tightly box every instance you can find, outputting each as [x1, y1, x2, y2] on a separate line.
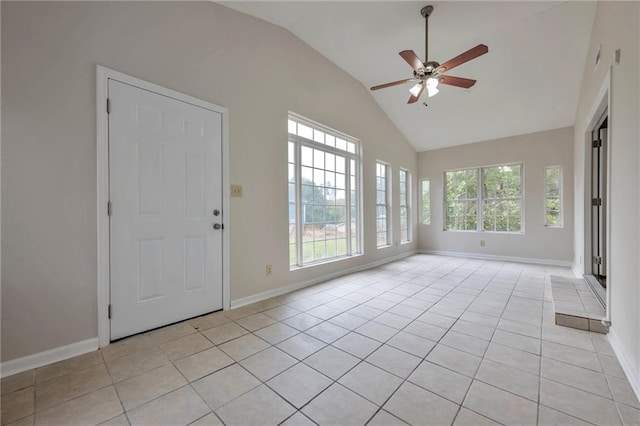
[2, 255, 640, 425]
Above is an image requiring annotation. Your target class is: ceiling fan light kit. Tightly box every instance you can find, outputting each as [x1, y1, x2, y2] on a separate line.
[370, 5, 488, 104]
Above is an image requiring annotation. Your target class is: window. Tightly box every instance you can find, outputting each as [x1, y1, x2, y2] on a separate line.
[444, 163, 523, 232]
[545, 166, 562, 227]
[421, 179, 431, 225]
[399, 169, 411, 243]
[445, 169, 478, 231]
[376, 162, 390, 247]
[482, 164, 523, 232]
[288, 114, 361, 268]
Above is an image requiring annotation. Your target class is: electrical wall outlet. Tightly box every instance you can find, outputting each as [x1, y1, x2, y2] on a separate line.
[266, 264, 272, 276]
[231, 184, 243, 197]
[480, 240, 486, 247]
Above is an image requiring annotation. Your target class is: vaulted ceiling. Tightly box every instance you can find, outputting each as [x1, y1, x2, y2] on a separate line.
[222, 1, 597, 151]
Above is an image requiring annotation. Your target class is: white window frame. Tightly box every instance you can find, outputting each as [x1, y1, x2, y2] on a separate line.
[444, 162, 524, 233]
[544, 166, 563, 227]
[399, 169, 411, 243]
[421, 179, 431, 225]
[288, 113, 362, 269]
[376, 161, 391, 248]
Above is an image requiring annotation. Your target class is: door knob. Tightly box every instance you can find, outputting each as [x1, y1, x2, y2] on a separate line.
[213, 223, 223, 230]
[213, 209, 220, 216]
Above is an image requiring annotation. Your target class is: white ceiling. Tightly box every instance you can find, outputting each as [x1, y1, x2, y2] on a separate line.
[221, 1, 597, 151]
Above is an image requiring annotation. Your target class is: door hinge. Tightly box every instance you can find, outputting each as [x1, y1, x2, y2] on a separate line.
[593, 256, 602, 265]
[591, 198, 602, 206]
[107, 201, 112, 216]
[592, 139, 602, 148]
[108, 304, 112, 319]
[106, 98, 111, 114]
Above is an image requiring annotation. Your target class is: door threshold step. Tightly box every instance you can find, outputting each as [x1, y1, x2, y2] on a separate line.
[550, 275, 608, 334]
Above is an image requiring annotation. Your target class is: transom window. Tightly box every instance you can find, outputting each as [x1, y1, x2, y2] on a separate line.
[288, 114, 361, 268]
[445, 163, 523, 233]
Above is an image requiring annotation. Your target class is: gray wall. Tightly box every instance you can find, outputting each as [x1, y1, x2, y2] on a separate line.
[1, 2, 417, 362]
[572, 1, 640, 389]
[417, 127, 574, 263]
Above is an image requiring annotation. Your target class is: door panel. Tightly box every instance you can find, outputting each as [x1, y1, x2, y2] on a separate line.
[109, 80, 223, 340]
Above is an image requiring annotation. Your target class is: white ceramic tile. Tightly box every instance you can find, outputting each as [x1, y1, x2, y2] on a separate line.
[127, 385, 210, 426]
[276, 333, 326, 360]
[267, 363, 332, 408]
[384, 382, 459, 426]
[332, 332, 381, 359]
[338, 362, 403, 405]
[302, 383, 378, 426]
[303, 346, 359, 380]
[366, 345, 421, 379]
[240, 347, 297, 381]
[408, 360, 472, 404]
[463, 380, 538, 425]
[426, 344, 482, 378]
[215, 385, 295, 426]
[192, 364, 260, 410]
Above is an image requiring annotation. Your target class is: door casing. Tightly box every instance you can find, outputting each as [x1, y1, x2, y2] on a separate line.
[96, 65, 230, 347]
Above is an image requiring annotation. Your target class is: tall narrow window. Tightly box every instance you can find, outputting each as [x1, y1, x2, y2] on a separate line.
[376, 162, 390, 247]
[288, 114, 361, 268]
[421, 179, 431, 225]
[399, 169, 411, 243]
[482, 164, 523, 232]
[445, 169, 478, 231]
[545, 166, 562, 227]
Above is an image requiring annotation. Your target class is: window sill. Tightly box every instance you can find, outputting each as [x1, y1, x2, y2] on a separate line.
[289, 253, 363, 271]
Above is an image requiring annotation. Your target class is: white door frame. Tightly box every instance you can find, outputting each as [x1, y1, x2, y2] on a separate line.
[96, 65, 230, 347]
[582, 66, 612, 323]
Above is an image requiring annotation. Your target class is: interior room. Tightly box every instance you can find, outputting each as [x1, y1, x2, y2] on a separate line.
[1, 1, 639, 425]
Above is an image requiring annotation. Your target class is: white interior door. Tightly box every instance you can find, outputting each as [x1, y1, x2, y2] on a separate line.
[109, 79, 223, 340]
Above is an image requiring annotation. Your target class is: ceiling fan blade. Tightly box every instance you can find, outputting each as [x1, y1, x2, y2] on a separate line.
[370, 78, 414, 91]
[408, 84, 425, 104]
[438, 44, 488, 73]
[399, 50, 424, 72]
[439, 75, 477, 89]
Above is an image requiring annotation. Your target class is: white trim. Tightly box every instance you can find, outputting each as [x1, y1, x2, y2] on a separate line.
[96, 65, 230, 348]
[420, 249, 573, 268]
[1, 338, 99, 378]
[231, 251, 417, 309]
[608, 328, 640, 403]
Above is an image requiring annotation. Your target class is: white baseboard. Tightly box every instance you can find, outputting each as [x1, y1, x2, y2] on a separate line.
[572, 263, 583, 278]
[419, 249, 573, 268]
[1, 337, 99, 378]
[230, 251, 417, 309]
[608, 328, 640, 403]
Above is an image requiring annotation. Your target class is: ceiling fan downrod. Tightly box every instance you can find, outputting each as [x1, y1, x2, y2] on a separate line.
[421, 5, 434, 63]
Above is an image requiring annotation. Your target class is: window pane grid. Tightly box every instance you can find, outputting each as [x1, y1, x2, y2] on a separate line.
[376, 162, 389, 247]
[421, 179, 431, 225]
[289, 115, 361, 268]
[445, 164, 523, 233]
[399, 169, 411, 243]
[545, 166, 562, 227]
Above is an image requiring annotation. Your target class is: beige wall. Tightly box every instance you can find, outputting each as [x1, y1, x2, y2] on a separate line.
[572, 1, 640, 388]
[1, 2, 417, 362]
[417, 127, 574, 263]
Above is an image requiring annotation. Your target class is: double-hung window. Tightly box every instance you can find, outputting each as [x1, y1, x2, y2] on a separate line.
[376, 162, 390, 247]
[544, 166, 562, 227]
[399, 169, 411, 243]
[288, 114, 361, 268]
[445, 163, 523, 232]
[421, 179, 431, 225]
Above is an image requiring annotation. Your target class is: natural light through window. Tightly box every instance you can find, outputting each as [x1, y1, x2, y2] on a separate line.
[376, 162, 390, 247]
[399, 169, 411, 243]
[445, 163, 523, 232]
[545, 166, 562, 227]
[421, 179, 430, 225]
[288, 114, 361, 268]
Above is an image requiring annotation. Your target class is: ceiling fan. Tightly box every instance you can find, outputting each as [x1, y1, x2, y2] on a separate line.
[370, 5, 488, 104]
